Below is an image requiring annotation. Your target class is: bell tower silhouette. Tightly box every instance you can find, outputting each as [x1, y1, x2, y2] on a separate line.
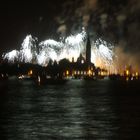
[86, 34, 91, 64]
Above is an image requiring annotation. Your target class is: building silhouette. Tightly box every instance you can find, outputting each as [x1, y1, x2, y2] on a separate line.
[86, 34, 91, 64]
[0, 34, 108, 81]
[45, 34, 102, 79]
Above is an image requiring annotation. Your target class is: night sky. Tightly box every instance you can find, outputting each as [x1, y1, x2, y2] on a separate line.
[0, 0, 140, 55]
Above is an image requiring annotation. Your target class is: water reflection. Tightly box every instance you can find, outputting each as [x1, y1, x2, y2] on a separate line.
[0, 79, 140, 139]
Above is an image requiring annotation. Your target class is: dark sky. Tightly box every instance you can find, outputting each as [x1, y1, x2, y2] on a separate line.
[0, 0, 140, 55]
[0, 0, 64, 53]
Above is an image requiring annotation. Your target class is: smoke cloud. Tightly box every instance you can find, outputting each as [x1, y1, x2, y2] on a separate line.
[114, 46, 140, 73]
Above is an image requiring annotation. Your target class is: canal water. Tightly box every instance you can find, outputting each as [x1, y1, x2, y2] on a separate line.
[0, 78, 140, 139]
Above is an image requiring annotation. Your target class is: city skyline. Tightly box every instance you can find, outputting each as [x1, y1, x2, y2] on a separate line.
[0, 1, 140, 139]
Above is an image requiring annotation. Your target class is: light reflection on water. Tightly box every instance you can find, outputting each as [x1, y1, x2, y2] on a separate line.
[0, 79, 140, 139]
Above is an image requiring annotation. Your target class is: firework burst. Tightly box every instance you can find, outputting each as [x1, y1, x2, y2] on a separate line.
[2, 31, 115, 72]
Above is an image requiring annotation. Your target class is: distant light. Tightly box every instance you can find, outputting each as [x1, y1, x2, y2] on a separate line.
[78, 71, 80, 75]
[66, 70, 69, 75]
[88, 69, 92, 76]
[136, 72, 139, 77]
[126, 70, 129, 76]
[101, 71, 104, 76]
[81, 60, 84, 64]
[28, 70, 33, 76]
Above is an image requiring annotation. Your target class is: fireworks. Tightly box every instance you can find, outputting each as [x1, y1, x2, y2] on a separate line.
[2, 31, 115, 72]
[38, 39, 63, 65]
[20, 35, 38, 63]
[3, 50, 19, 62]
[91, 38, 114, 69]
[63, 31, 86, 61]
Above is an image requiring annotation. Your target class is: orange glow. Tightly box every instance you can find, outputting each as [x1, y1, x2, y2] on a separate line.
[126, 70, 129, 76]
[101, 71, 104, 76]
[28, 70, 33, 75]
[136, 72, 138, 77]
[66, 70, 69, 75]
[88, 69, 92, 76]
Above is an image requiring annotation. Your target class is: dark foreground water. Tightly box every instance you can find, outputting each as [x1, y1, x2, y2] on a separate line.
[0, 78, 140, 139]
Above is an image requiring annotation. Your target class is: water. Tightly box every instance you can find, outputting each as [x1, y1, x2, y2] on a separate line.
[0, 78, 140, 139]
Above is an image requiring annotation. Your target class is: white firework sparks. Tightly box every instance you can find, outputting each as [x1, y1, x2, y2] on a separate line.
[20, 35, 38, 63]
[39, 39, 63, 48]
[38, 39, 64, 65]
[37, 31, 87, 64]
[2, 31, 115, 72]
[91, 38, 115, 71]
[3, 50, 19, 62]
[63, 31, 86, 61]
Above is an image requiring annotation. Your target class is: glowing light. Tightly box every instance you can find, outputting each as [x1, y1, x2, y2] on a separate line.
[78, 71, 80, 75]
[66, 70, 69, 75]
[28, 70, 33, 76]
[136, 72, 138, 77]
[126, 70, 129, 76]
[88, 69, 92, 76]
